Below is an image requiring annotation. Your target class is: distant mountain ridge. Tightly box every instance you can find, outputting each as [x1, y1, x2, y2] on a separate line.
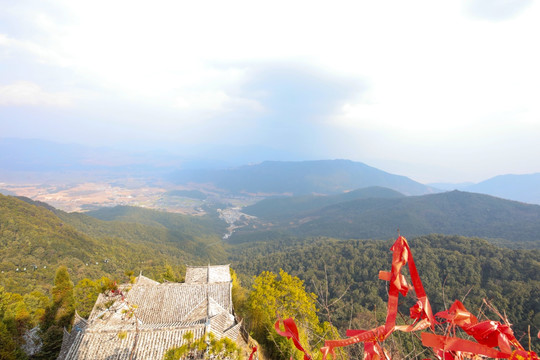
[0, 138, 307, 181]
[4, 137, 540, 205]
[235, 190, 540, 247]
[427, 182, 475, 191]
[171, 160, 437, 196]
[0, 138, 174, 182]
[243, 186, 405, 219]
[463, 173, 540, 205]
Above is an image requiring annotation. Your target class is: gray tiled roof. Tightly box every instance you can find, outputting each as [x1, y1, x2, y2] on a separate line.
[61, 325, 207, 360]
[184, 264, 231, 284]
[58, 267, 246, 360]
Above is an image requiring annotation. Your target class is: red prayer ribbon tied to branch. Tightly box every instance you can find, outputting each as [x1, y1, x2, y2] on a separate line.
[248, 346, 257, 360]
[275, 317, 313, 360]
[273, 235, 539, 360]
[424, 300, 538, 359]
[319, 235, 436, 359]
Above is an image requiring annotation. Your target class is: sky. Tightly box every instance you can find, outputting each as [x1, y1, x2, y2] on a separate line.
[1, 0, 539, 183]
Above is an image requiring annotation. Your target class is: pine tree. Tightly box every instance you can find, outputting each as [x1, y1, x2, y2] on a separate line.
[35, 266, 75, 360]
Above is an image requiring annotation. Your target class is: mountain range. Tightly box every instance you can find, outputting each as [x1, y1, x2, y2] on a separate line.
[2, 193, 539, 354]
[243, 186, 405, 219]
[3, 183, 540, 294]
[462, 173, 540, 205]
[238, 189, 540, 248]
[0, 138, 302, 181]
[2, 137, 540, 205]
[429, 174, 540, 205]
[170, 160, 437, 196]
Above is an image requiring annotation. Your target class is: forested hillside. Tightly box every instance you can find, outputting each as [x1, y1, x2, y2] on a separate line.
[243, 186, 405, 219]
[236, 190, 540, 248]
[229, 234, 540, 353]
[69, 205, 227, 259]
[0, 195, 227, 295]
[1, 195, 539, 357]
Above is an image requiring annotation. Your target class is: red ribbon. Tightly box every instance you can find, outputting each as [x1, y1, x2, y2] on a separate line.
[274, 318, 312, 360]
[248, 346, 257, 360]
[428, 300, 540, 359]
[363, 341, 391, 360]
[422, 332, 539, 359]
[436, 300, 478, 329]
[319, 236, 436, 359]
[274, 235, 538, 360]
[422, 332, 506, 358]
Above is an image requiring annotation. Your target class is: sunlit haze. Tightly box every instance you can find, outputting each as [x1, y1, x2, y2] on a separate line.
[1, 0, 539, 183]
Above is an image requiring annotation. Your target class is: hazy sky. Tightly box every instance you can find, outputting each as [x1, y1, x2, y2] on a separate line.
[1, 0, 539, 183]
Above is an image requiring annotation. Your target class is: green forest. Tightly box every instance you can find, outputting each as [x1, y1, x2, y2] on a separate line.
[1, 194, 539, 359]
[230, 235, 540, 355]
[238, 190, 540, 248]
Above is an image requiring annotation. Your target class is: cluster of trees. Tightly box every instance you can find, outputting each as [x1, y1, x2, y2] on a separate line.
[0, 195, 225, 295]
[2, 195, 539, 358]
[0, 265, 136, 359]
[231, 268, 342, 360]
[230, 234, 540, 356]
[163, 331, 241, 360]
[2, 237, 538, 359]
[0, 286, 47, 359]
[0, 266, 75, 359]
[3, 264, 332, 359]
[236, 190, 540, 247]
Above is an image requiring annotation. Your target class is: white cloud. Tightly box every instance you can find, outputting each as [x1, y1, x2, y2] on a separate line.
[0, 32, 70, 67]
[0, 81, 72, 107]
[2, 0, 540, 182]
[464, 0, 534, 21]
[173, 90, 263, 114]
[0, 34, 9, 45]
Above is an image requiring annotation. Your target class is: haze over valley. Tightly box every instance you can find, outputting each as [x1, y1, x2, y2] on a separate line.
[2, 138, 540, 215]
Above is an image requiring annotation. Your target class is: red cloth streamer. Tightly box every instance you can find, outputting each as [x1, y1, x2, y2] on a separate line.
[436, 300, 478, 329]
[248, 346, 257, 360]
[422, 333, 539, 360]
[363, 341, 391, 360]
[464, 320, 519, 354]
[320, 325, 387, 359]
[275, 234, 537, 360]
[424, 300, 539, 359]
[431, 299, 539, 358]
[422, 332, 505, 358]
[274, 318, 312, 360]
[320, 236, 436, 359]
[379, 236, 435, 336]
